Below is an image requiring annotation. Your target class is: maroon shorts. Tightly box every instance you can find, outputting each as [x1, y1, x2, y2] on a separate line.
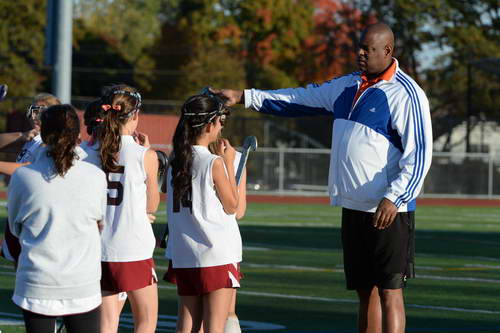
[101, 258, 157, 293]
[164, 260, 241, 296]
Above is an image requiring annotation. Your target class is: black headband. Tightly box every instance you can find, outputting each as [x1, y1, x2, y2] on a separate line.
[182, 88, 227, 128]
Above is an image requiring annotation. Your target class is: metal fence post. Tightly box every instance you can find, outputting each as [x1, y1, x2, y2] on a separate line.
[278, 148, 285, 194]
[488, 151, 494, 198]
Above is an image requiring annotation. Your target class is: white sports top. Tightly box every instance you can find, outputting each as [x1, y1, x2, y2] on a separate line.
[166, 146, 242, 268]
[9, 146, 105, 315]
[16, 134, 43, 163]
[82, 136, 155, 262]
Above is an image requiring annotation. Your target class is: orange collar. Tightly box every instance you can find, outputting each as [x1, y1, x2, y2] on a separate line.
[360, 59, 397, 84]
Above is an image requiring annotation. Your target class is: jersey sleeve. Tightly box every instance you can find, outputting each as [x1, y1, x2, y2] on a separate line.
[384, 86, 433, 208]
[243, 75, 357, 117]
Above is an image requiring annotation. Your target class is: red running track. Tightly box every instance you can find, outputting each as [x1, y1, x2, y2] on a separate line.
[0, 192, 498, 207]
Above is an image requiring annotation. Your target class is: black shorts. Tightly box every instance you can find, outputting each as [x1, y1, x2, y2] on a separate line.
[341, 207, 415, 290]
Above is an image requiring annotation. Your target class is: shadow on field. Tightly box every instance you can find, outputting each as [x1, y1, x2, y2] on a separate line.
[0, 287, 23, 319]
[237, 225, 500, 259]
[232, 297, 500, 332]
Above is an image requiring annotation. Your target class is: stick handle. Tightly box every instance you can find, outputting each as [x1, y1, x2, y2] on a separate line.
[235, 149, 250, 186]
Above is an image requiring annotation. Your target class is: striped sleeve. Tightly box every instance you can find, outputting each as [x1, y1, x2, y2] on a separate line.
[384, 73, 433, 208]
[243, 75, 357, 117]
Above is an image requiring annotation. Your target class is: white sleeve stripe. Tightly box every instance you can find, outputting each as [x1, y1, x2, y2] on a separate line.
[394, 73, 427, 207]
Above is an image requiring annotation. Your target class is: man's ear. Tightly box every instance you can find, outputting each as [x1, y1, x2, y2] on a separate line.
[385, 44, 393, 57]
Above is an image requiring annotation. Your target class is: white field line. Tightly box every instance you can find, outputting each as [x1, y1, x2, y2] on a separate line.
[243, 243, 500, 263]
[417, 275, 500, 284]
[156, 285, 500, 315]
[144, 261, 500, 284]
[465, 264, 500, 269]
[0, 270, 498, 316]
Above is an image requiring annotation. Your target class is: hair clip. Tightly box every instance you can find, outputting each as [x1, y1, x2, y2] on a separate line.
[102, 104, 112, 111]
[112, 105, 121, 111]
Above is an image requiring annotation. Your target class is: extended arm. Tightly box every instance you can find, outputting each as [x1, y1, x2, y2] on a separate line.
[217, 75, 356, 117]
[0, 129, 38, 152]
[0, 161, 29, 176]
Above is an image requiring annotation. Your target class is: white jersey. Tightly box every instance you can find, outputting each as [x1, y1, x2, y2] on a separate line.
[8, 146, 106, 305]
[166, 146, 242, 268]
[82, 136, 155, 262]
[16, 134, 43, 163]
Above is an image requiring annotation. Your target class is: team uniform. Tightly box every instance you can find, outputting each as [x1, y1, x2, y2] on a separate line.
[164, 146, 242, 296]
[82, 135, 158, 292]
[16, 134, 43, 163]
[243, 59, 432, 289]
[7, 145, 107, 331]
[1, 134, 44, 262]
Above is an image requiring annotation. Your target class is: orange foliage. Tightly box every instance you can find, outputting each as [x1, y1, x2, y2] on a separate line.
[256, 33, 277, 66]
[297, 0, 377, 83]
[256, 8, 273, 27]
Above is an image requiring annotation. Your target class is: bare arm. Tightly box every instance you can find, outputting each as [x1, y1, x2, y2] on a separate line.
[144, 149, 160, 216]
[0, 132, 23, 149]
[0, 161, 29, 176]
[235, 168, 247, 219]
[213, 139, 239, 214]
[0, 130, 38, 152]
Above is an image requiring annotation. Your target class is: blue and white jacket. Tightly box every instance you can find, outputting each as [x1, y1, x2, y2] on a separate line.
[244, 59, 432, 212]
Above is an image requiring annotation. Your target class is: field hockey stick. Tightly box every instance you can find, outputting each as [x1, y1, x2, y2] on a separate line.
[156, 150, 170, 194]
[156, 150, 171, 249]
[0, 84, 8, 101]
[236, 136, 258, 186]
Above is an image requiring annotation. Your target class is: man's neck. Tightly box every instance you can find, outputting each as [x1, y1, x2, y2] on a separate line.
[365, 60, 394, 80]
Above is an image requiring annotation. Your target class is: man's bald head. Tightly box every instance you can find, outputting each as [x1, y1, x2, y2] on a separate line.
[357, 23, 395, 76]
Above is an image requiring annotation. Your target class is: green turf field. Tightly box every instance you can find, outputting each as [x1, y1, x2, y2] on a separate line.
[0, 201, 499, 332]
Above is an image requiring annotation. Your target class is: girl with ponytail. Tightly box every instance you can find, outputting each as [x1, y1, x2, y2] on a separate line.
[164, 94, 244, 333]
[8, 104, 107, 333]
[81, 84, 160, 333]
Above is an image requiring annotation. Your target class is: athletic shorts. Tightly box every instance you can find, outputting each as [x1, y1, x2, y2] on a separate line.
[164, 260, 241, 296]
[101, 258, 158, 293]
[341, 208, 415, 290]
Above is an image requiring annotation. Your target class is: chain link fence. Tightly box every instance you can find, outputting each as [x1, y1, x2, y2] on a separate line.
[244, 148, 500, 199]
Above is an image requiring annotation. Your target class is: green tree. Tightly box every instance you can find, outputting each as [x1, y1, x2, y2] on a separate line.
[74, 0, 164, 93]
[352, 0, 499, 148]
[0, 0, 47, 103]
[237, 0, 314, 88]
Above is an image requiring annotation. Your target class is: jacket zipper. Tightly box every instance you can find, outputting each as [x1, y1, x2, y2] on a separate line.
[348, 86, 372, 120]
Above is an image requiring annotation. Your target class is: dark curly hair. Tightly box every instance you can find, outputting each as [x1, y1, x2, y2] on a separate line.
[40, 104, 80, 177]
[84, 99, 104, 137]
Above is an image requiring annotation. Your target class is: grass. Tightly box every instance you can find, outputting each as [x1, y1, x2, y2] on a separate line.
[1, 201, 500, 332]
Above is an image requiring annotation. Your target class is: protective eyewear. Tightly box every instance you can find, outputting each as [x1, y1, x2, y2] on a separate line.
[26, 104, 48, 121]
[185, 87, 228, 128]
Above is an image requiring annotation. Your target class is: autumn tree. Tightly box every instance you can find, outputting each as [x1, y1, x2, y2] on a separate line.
[0, 1, 47, 105]
[73, 0, 164, 95]
[297, 0, 377, 84]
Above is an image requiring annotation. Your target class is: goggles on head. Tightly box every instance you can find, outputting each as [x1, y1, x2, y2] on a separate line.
[102, 89, 142, 119]
[26, 104, 48, 121]
[112, 90, 142, 111]
[184, 87, 229, 128]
